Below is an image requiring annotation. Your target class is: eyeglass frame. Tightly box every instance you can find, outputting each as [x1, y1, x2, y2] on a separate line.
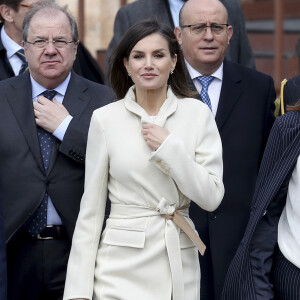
[180, 23, 230, 36]
[25, 39, 79, 49]
[18, 3, 34, 9]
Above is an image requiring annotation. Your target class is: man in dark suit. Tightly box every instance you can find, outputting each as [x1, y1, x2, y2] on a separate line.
[174, 0, 275, 299]
[0, 0, 105, 83]
[0, 200, 7, 300]
[106, 0, 255, 69]
[0, 1, 114, 299]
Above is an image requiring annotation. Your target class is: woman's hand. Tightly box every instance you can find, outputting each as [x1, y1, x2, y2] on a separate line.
[142, 123, 169, 150]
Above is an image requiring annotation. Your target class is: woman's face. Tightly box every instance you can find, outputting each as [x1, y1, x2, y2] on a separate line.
[124, 33, 177, 92]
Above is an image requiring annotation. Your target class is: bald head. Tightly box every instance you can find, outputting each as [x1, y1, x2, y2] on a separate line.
[175, 0, 232, 75]
[179, 0, 228, 27]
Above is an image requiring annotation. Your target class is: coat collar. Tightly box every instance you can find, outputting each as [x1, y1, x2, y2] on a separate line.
[186, 59, 243, 130]
[124, 85, 178, 127]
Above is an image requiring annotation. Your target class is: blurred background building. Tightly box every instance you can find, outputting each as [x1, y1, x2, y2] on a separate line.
[61, 0, 300, 93]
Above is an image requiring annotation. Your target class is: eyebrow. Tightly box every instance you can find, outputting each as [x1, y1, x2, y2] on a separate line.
[131, 48, 168, 53]
[33, 35, 68, 40]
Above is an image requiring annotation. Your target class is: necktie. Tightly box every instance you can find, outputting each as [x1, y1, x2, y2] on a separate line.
[28, 90, 56, 237]
[198, 76, 214, 111]
[15, 49, 28, 75]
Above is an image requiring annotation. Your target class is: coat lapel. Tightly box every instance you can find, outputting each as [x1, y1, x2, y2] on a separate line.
[215, 60, 243, 130]
[6, 73, 45, 172]
[47, 72, 91, 172]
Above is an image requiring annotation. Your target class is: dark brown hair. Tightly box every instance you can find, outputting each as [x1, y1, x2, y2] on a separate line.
[107, 18, 195, 100]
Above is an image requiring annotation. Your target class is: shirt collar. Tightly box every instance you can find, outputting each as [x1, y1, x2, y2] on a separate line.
[185, 59, 223, 81]
[30, 73, 71, 99]
[1, 26, 23, 58]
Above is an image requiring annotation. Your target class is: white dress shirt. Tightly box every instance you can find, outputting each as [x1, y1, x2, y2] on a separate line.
[278, 155, 300, 268]
[30, 73, 73, 225]
[185, 60, 223, 117]
[1, 26, 24, 75]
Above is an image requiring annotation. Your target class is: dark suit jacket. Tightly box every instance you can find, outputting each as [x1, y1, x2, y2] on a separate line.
[0, 71, 114, 242]
[189, 59, 275, 299]
[106, 0, 255, 69]
[222, 111, 300, 300]
[0, 200, 7, 300]
[0, 24, 104, 84]
[0, 31, 14, 81]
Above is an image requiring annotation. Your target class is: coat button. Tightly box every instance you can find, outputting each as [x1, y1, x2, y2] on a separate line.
[210, 213, 217, 220]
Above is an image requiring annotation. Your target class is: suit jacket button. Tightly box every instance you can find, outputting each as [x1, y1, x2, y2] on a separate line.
[210, 213, 217, 220]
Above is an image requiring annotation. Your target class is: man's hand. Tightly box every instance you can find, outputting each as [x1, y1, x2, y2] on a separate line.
[142, 123, 169, 150]
[33, 96, 69, 133]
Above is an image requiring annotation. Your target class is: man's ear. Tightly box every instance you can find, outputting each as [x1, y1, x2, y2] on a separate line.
[227, 26, 233, 44]
[0, 5, 14, 23]
[174, 26, 183, 45]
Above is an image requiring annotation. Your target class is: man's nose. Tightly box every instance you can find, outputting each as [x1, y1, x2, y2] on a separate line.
[44, 41, 57, 53]
[203, 26, 214, 39]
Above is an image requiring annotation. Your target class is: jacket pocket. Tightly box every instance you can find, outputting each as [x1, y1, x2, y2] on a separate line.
[102, 227, 145, 248]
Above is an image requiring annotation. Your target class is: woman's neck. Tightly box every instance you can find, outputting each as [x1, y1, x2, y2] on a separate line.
[135, 86, 168, 116]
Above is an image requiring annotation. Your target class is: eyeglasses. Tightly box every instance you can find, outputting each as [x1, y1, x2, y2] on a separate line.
[25, 39, 77, 49]
[180, 23, 229, 36]
[18, 3, 33, 9]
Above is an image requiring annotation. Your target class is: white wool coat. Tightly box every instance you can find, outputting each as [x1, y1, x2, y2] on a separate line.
[63, 86, 224, 300]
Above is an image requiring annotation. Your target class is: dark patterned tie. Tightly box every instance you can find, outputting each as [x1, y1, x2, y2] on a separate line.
[15, 49, 28, 74]
[198, 76, 214, 111]
[28, 90, 56, 237]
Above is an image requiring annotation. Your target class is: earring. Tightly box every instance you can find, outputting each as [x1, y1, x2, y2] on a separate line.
[170, 70, 174, 75]
[128, 73, 131, 77]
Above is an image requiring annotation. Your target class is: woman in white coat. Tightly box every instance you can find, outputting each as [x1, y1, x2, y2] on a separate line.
[63, 19, 224, 300]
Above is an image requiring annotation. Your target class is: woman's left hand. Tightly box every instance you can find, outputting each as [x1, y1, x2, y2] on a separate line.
[142, 123, 169, 150]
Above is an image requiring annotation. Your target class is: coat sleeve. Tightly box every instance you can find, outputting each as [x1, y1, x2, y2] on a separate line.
[63, 111, 108, 300]
[0, 201, 7, 300]
[59, 87, 114, 164]
[149, 105, 224, 212]
[249, 117, 288, 300]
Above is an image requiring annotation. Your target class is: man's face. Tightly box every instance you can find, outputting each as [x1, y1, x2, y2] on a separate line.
[175, 0, 233, 74]
[23, 9, 78, 89]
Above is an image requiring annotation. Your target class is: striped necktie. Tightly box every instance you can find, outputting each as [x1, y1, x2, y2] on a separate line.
[15, 49, 28, 74]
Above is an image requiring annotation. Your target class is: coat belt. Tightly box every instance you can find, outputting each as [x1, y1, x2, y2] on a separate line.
[109, 199, 206, 300]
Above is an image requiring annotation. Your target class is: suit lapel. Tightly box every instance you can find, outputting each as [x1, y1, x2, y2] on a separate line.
[6, 73, 45, 172]
[61, 72, 90, 120]
[47, 72, 90, 172]
[215, 60, 243, 130]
